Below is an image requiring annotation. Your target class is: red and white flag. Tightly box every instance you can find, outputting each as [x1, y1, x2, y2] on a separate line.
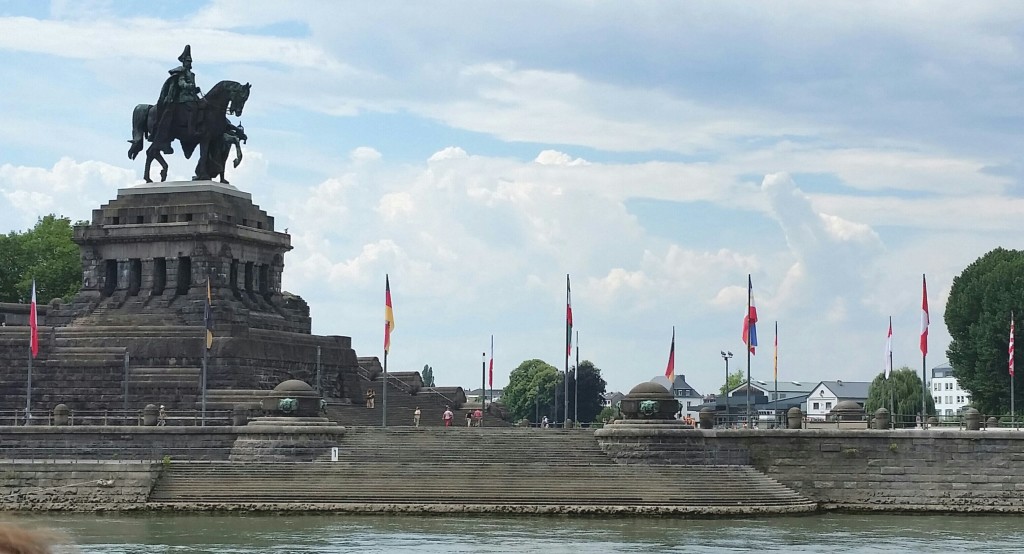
[1010, 313, 1015, 378]
[29, 280, 38, 358]
[885, 316, 893, 379]
[920, 274, 929, 357]
[664, 326, 676, 381]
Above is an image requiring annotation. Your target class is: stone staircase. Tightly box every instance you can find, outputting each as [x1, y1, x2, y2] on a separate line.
[147, 428, 814, 510]
[72, 293, 188, 327]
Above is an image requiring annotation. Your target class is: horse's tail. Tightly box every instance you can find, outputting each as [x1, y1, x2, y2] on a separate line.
[128, 103, 152, 160]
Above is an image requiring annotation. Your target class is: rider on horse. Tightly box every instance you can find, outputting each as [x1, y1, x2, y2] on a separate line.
[154, 45, 202, 155]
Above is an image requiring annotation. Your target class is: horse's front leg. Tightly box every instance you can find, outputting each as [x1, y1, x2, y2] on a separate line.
[157, 153, 168, 182]
[144, 144, 157, 183]
[194, 139, 210, 181]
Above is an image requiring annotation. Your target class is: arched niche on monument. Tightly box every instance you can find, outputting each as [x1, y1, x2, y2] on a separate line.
[153, 257, 166, 295]
[176, 256, 192, 295]
[102, 260, 117, 297]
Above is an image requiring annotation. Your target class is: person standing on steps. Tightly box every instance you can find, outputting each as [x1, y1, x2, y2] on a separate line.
[158, 405, 167, 426]
[413, 406, 421, 427]
[443, 406, 454, 427]
[466, 411, 472, 427]
[365, 388, 375, 409]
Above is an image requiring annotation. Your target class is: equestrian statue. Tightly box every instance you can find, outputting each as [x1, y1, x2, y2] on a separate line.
[128, 45, 251, 183]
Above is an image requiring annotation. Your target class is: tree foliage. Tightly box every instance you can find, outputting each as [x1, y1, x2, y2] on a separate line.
[566, 360, 608, 424]
[503, 359, 608, 424]
[0, 215, 81, 303]
[865, 367, 936, 426]
[502, 359, 560, 424]
[421, 364, 435, 387]
[719, 369, 746, 395]
[945, 248, 1024, 414]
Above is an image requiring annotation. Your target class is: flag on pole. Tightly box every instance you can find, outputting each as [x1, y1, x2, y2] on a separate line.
[384, 275, 395, 353]
[920, 274, 929, 356]
[742, 275, 758, 354]
[664, 326, 676, 381]
[885, 316, 893, 379]
[1010, 313, 1015, 378]
[565, 274, 573, 357]
[29, 280, 38, 358]
[204, 280, 213, 349]
[773, 321, 778, 381]
[489, 335, 494, 389]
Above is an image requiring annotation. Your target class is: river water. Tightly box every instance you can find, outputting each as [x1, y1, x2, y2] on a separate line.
[7, 513, 1023, 553]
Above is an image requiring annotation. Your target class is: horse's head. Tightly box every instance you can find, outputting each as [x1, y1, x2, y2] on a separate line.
[228, 82, 251, 117]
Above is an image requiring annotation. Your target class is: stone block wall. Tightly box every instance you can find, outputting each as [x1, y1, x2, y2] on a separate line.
[596, 427, 1024, 511]
[0, 427, 239, 461]
[0, 461, 161, 511]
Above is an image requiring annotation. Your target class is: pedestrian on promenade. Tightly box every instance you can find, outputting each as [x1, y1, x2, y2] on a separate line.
[413, 407, 421, 427]
[443, 406, 454, 427]
[542, 415, 549, 428]
[365, 389, 375, 409]
[473, 408, 483, 427]
[158, 405, 167, 426]
[466, 411, 472, 427]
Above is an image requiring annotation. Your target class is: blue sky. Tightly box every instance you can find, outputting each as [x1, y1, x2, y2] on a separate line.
[2, 1, 1023, 396]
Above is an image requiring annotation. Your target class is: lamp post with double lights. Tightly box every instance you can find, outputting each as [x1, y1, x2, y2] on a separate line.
[721, 351, 733, 427]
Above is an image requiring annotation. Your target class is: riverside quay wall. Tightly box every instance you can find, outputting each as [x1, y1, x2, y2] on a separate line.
[595, 427, 1024, 512]
[4, 427, 1024, 513]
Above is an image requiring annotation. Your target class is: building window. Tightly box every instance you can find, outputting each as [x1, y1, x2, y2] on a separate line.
[812, 402, 820, 410]
[825, 402, 832, 410]
[933, 383, 941, 391]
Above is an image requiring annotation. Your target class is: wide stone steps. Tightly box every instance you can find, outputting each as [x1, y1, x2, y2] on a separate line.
[148, 462, 809, 506]
[129, 367, 201, 386]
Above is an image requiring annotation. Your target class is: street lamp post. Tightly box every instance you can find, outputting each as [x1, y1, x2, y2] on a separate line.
[721, 351, 733, 427]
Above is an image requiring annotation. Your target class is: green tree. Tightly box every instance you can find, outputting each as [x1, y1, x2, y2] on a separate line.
[719, 369, 745, 395]
[945, 248, 1024, 414]
[0, 215, 81, 303]
[502, 359, 560, 424]
[566, 360, 608, 424]
[596, 405, 618, 423]
[421, 364, 435, 387]
[865, 366, 936, 426]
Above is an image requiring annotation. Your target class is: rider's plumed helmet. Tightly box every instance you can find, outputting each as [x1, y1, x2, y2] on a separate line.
[178, 44, 192, 63]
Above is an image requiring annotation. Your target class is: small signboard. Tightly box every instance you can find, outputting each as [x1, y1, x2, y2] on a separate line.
[331, 446, 339, 462]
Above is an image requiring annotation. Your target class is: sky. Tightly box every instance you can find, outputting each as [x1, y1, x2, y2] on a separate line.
[1, 1, 1023, 397]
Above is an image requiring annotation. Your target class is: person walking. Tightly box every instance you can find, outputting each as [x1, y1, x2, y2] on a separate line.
[365, 389, 375, 409]
[466, 411, 473, 427]
[157, 405, 167, 426]
[413, 407, 421, 427]
[443, 406, 454, 427]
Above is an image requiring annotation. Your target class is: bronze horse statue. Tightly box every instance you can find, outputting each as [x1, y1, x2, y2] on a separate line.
[128, 80, 250, 183]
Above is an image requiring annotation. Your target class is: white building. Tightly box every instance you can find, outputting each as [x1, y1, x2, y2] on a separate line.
[930, 363, 971, 417]
[805, 380, 871, 421]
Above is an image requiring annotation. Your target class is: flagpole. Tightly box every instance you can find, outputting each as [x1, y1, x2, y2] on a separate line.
[773, 321, 778, 413]
[26, 280, 37, 425]
[574, 330, 579, 426]
[383, 274, 394, 428]
[564, 274, 570, 428]
[25, 345, 32, 424]
[921, 274, 928, 428]
[201, 340, 208, 426]
[888, 316, 895, 429]
[1011, 312, 1015, 429]
[746, 274, 752, 425]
